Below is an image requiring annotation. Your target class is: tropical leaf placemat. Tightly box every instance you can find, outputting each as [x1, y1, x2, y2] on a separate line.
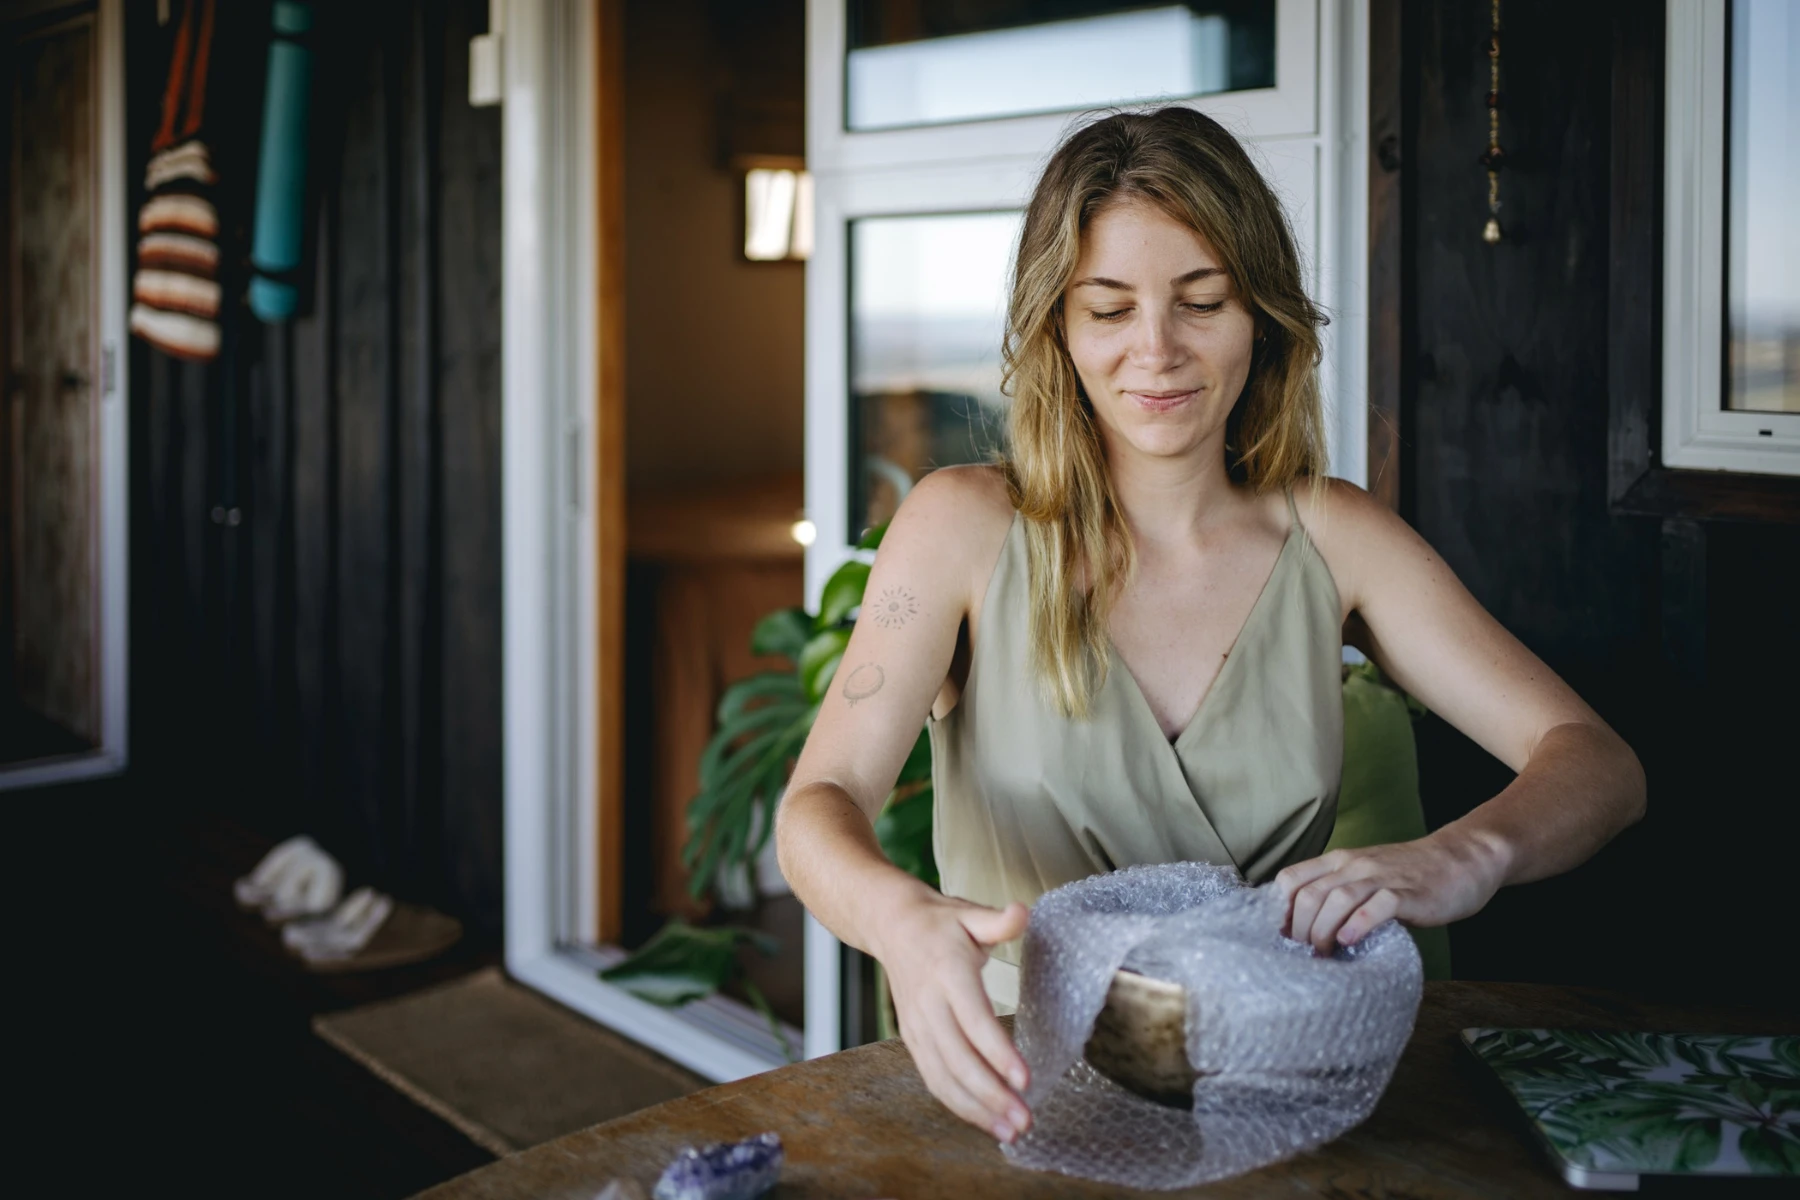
[1463, 1028, 1799, 1188]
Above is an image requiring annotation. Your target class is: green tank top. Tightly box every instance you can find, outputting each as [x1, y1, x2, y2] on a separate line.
[928, 489, 1344, 978]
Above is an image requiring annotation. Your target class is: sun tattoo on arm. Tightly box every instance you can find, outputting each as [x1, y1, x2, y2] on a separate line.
[870, 586, 919, 629]
[842, 663, 885, 707]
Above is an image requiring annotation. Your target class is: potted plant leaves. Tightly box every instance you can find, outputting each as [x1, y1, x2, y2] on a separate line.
[600, 524, 936, 1052]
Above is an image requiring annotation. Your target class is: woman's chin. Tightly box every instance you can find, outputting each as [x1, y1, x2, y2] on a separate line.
[1092, 400, 1226, 463]
[1120, 425, 1212, 462]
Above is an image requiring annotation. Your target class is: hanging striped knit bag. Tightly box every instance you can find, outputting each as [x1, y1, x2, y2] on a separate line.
[129, 0, 222, 361]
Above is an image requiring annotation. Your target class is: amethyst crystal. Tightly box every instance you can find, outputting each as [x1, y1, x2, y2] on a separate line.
[652, 1131, 784, 1200]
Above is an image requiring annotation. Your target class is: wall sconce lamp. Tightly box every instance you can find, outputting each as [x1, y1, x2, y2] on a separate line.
[744, 167, 813, 262]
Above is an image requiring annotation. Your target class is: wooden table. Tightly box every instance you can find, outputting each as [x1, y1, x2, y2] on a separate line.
[418, 982, 1794, 1199]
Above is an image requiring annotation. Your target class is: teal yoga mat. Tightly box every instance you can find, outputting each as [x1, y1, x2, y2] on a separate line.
[249, 1, 315, 321]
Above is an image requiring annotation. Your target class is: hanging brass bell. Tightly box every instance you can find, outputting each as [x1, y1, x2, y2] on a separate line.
[1482, 217, 1503, 244]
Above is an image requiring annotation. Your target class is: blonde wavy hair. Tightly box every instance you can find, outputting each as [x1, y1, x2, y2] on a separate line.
[1000, 107, 1329, 718]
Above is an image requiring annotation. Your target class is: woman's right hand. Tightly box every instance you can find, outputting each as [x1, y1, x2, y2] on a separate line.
[873, 893, 1034, 1143]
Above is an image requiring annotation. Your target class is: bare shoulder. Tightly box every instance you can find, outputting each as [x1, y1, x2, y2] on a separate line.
[1290, 476, 1409, 541]
[867, 464, 1015, 621]
[899, 462, 1013, 517]
[1288, 476, 1435, 611]
[884, 464, 1015, 563]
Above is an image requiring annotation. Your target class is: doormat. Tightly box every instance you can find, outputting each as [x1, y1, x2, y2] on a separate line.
[314, 967, 707, 1156]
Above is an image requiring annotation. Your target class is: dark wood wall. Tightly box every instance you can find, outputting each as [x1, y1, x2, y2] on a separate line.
[130, 0, 504, 932]
[1392, 0, 1797, 1004]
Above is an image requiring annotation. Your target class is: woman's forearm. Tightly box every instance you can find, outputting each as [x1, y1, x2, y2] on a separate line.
[1282, 720, 1645, 950]
[774, 779, 937, 961]
[1436, 720, 1646, 890]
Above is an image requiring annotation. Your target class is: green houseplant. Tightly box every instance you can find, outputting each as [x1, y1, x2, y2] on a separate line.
[600, 524, 936, 1048]
[677, 522, 936, 901]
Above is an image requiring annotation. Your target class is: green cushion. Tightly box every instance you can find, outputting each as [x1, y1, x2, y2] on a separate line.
[1326, 663, 1453, 981]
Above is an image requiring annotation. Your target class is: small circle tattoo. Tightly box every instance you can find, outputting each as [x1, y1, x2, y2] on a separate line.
[842, 663, 886, 706]
[871, 587, 919, 630]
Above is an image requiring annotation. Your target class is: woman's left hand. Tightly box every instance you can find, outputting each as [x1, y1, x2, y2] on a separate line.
[1274, 829, 1510, 953]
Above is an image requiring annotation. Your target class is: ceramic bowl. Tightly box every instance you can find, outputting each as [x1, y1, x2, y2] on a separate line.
[1081, 967, 1199, 1107]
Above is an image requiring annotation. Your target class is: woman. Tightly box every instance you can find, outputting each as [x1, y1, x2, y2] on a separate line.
[773, 108, 1644, 1146]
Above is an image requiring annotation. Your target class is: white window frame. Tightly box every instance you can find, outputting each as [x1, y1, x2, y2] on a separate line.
[801, 0, 1368, 1058]
[1, 0, 130, 792]
[1662, 0, 1800, 476]
[810, 0, 1321, 176]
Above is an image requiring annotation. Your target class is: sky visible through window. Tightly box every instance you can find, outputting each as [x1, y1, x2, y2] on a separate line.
[1726, 0, 1799, 414]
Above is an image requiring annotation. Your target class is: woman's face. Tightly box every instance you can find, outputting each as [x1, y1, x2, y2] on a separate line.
[1063, 197, 1257, 464]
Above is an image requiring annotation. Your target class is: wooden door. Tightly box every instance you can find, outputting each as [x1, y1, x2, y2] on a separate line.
[5, 12, 101, 754]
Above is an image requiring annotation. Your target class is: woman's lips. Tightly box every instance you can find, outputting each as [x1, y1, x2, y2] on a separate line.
[1126, 389, 1198, 414]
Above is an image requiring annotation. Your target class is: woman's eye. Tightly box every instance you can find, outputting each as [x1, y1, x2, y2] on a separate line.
[1091, 308, 1129, 322]
[1185, 301, 1226, 314]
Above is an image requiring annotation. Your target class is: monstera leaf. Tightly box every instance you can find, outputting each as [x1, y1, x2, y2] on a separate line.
[601, 919, 795, 1061]
[681, 671, 815, 899]
[650, 520, 941, 1043]
[1468, 1028, 1800, 1177]
[681, 526, 934, 902]
[814, 561, 871, 631]
[750, 606, 812, 660]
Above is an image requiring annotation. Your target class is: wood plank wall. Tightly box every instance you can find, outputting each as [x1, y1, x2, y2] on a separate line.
[1396, 0, 1797, 1004]
[129, 0, 503, 931]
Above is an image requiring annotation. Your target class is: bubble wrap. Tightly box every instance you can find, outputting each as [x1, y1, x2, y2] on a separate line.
[1004, 862, 1422, 1189]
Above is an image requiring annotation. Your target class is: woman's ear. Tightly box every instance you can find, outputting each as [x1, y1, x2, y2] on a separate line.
[1251, 311, 1274, 363]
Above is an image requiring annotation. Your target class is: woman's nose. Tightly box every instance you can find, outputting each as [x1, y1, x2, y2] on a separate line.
[1127, 310, 1183, 369]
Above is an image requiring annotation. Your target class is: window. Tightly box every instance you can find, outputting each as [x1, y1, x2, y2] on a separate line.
[1723, 0, 1797, 417]
[843, 2, 1276, 131]
[1662, 0, 1800, 475]
[849, 211, 1020, 532]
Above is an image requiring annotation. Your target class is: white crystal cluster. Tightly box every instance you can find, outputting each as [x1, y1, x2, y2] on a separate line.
[1004, 862, 1423, 1189]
